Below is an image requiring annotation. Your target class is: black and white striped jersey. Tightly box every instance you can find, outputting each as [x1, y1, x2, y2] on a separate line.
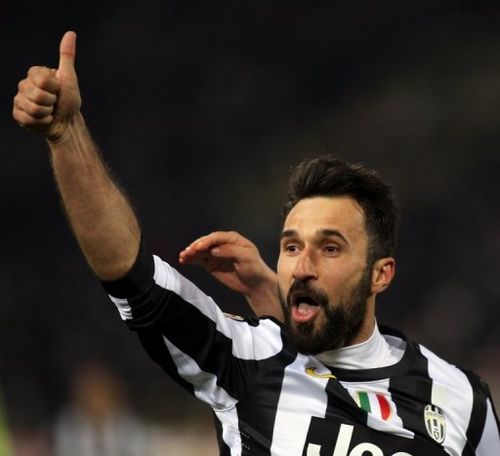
[102, 241, 500, 456]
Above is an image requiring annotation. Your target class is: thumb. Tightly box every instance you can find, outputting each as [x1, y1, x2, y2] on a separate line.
[57, 31, 77, 77]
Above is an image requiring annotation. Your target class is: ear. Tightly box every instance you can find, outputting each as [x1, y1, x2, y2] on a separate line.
[370, 257, 396, 294]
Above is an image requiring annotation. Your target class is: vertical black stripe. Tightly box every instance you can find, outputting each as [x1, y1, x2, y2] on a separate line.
[237, 331, 297, 456]
[461, 369, 488, 456]
[389, 343, 443, 448]
[324, 377, 368, 424]
[489, 390, 500, 429]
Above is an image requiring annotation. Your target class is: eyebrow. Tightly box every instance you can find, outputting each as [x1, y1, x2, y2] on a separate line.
[280, 228, 349, 245]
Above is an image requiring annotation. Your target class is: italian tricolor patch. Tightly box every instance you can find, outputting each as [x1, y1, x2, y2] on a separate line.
[355, 391, 393, 421]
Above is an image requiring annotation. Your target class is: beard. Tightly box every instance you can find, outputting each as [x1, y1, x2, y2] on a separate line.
[279, 268, 372, 355]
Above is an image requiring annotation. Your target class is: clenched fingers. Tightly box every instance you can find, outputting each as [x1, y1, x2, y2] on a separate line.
[18, 77, 58, 106]
[13, 108, 53, 128]
[27, 66, 60, 93]
[14, 67, 60, 128]
[13, 93, 54, 118]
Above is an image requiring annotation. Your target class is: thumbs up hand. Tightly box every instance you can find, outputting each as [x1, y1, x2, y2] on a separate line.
[13, 31, 82, 142]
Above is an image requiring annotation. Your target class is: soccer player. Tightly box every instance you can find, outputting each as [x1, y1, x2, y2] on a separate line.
[13, 31, 499, 456]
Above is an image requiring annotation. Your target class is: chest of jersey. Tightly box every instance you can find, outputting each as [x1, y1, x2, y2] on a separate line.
[249, 354, 448, 456]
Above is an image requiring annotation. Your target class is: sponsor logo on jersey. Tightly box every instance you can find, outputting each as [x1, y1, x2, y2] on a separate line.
[305, 366, 337, 379]
[424, 404, 446, 444]
[306, 423, 413, 456]
[302, 417, 448, 456]
[355, 391, 393, 421]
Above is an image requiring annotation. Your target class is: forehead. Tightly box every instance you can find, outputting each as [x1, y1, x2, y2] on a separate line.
[283, 196, 367, 242]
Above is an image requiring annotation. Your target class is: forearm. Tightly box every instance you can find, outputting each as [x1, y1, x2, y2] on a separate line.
[48, 113, 140, 280]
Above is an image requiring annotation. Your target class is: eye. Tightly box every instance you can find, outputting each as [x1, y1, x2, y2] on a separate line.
[324, 244, 340, 255]
[282, 242, 300, 254]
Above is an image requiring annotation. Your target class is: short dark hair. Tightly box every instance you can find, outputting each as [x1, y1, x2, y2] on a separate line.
[283, 156, 400, 266]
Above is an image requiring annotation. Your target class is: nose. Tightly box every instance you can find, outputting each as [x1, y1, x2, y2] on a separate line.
[292, 250, 318, 282]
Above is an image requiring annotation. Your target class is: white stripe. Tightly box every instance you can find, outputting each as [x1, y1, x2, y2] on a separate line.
[109, 296, 132, 320]
[367, 392, 380, 417]
[270, 355, 328, 455]
[475, 398, 500, 455]
[163, 336, 237, 411]
[152, 255, 283, 360]
[420, 344, 473, 455]
[214, 407, 242, 456]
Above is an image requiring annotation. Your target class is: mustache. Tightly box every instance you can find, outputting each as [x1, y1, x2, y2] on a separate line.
[286, 280, 329, 308]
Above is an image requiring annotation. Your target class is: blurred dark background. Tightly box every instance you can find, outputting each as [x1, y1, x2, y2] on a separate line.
[1, 0, 499, 452]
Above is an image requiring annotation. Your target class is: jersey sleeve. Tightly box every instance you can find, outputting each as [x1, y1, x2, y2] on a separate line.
[101, 238, 286, 411]
[467, 371, 500, 456]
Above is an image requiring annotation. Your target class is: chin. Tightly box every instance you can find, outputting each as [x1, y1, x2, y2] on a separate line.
[287, 318, 346, 355]
[286, 303, 366, 354]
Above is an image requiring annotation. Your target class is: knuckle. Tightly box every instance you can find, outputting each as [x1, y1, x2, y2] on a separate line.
[17, 78, 27, 91]
[28, 65, 47, 75]
[35, 73, 49, 86]
[12, 106, 20, 121]
[27, 67, 57, 92]
[14, 109, 28, 124]
[29, 104, 50, 118]
[27, 66, 41, 79]
[29, 89, 43, 103]
[30, 89, 48, 104]
[37, 74, 57, 91]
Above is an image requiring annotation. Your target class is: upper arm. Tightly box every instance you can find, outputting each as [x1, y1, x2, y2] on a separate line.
[473, 378, 500, 455]
[102, 242, 284, 409]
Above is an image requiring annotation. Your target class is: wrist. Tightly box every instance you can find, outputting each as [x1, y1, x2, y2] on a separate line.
[245, 269, 280, 311]
[46, 112, 85, 147]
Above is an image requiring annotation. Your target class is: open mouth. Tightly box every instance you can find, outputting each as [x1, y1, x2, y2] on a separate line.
[290, 294, 321, 323]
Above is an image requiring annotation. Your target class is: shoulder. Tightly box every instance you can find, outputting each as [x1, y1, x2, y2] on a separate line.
[382, 327, 498, 452]
[416, 340, 489, 398]
[381, 326, 491, 416]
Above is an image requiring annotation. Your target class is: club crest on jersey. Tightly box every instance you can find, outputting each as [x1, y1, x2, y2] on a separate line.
[354, 391, 394, 421]
[424, 404, 446, 444]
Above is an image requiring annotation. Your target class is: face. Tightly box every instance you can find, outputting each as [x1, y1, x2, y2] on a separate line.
[277, 196, 373, 354]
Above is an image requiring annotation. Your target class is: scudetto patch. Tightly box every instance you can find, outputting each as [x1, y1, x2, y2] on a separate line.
[354, 391, 394, 421]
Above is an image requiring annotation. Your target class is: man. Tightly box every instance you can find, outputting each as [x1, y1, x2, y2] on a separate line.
[13, 32, 499, 455]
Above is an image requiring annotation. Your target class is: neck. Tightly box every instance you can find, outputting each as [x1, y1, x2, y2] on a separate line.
[344, 299, 376, 347]
[316, 321, 389, 369]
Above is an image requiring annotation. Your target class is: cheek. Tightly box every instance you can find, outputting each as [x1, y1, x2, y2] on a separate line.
[277, 256, 293, 291]
[321, 269, 355, 301]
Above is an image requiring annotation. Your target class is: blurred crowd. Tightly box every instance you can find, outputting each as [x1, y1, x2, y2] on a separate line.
[2, 361, 218, 456]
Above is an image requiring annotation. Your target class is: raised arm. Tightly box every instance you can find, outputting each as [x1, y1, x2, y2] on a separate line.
[13, 32, 140, 280]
